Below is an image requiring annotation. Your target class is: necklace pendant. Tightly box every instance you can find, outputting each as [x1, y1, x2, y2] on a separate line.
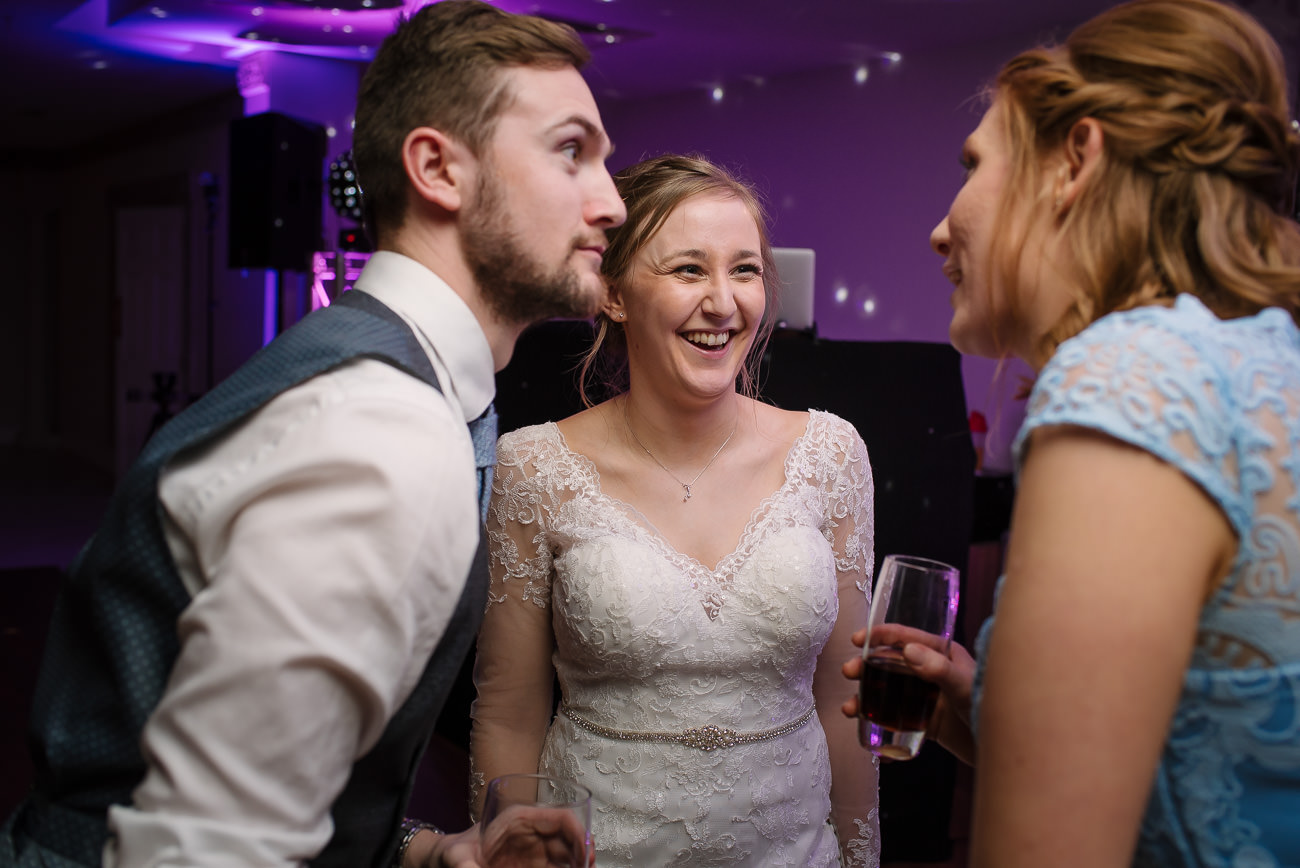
[682, 484, 692, 502]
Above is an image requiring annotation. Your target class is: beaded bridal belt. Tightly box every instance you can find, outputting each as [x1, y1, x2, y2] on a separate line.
[560, 703, 816, 752]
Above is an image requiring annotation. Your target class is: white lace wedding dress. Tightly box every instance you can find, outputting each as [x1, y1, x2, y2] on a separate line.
[471, 409, 880, 867]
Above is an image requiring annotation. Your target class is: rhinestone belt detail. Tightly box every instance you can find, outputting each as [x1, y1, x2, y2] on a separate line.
[560, 704, 815, 752]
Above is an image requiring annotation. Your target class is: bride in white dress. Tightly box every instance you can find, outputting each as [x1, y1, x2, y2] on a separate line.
[470, 154, 880, 867]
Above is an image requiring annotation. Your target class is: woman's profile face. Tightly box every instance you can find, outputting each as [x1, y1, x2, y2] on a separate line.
[930, 101, 1017, 360]
[614, 191, 766, 405]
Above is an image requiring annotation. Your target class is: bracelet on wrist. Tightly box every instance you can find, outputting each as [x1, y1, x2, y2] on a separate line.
[394, 817, 444, 868]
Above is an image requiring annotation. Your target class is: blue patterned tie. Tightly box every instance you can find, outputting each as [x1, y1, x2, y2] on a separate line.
[469, 403, 498, 524]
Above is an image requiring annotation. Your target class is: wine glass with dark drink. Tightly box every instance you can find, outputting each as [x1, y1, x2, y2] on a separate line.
[858, 554, 960, 760]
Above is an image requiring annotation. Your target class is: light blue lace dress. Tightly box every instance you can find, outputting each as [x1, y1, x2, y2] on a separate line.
[973, 294, 1300, 867]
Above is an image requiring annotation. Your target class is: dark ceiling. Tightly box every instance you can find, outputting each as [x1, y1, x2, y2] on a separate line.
[3, 0, 1298, 158]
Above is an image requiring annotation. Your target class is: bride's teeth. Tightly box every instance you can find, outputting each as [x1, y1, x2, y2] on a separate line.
[684, 331, 729, 347]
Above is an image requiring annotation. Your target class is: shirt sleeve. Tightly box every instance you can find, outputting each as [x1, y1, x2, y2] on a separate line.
[468, 429, 559, 820]
[106, 358, 481, 868]
[811, 413, 881, 867]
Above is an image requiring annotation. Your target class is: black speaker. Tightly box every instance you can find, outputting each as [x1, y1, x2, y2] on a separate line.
[228, 111, 326, 271]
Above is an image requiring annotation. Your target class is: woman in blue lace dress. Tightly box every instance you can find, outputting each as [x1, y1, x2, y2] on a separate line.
[844, 1, 1300, 866]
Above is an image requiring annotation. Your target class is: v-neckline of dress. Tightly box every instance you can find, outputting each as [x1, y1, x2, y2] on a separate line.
[547, 411, 819, 619]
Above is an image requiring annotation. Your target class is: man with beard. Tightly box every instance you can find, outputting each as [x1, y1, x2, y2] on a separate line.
[0, 3, 624, 868]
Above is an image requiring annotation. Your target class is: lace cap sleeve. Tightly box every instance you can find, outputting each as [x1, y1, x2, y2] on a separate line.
[1016, 300, 1249, 539]
[485, 425, 559, 609]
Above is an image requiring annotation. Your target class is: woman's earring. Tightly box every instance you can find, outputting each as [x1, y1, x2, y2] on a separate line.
[615, 311, 626, 320]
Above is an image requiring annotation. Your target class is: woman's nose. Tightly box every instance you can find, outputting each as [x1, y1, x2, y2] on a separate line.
[930, 216, 951, 257]
[703, 277, 739, 318]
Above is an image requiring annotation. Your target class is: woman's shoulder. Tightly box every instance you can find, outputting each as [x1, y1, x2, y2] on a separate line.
[802, 407, 868, 456]
[498, 420, 561, 450]
[1056, 294, 1297, 370]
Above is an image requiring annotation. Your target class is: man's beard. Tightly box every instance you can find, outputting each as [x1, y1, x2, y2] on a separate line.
[461, 170, 600, 325]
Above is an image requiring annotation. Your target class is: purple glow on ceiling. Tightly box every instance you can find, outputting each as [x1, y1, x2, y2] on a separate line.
[60, 0, 407, 68]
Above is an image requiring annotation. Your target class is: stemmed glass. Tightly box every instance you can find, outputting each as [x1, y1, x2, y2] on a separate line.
[858, 554, 960, 760]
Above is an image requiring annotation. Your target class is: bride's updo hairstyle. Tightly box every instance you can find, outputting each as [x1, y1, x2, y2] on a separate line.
[992, 0, 1300, 363]
[578, 154, 779, 406]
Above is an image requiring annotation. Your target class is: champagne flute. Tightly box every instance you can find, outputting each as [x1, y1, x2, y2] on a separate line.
[479, 773, 593, 868]
[858, 554, 960, 760]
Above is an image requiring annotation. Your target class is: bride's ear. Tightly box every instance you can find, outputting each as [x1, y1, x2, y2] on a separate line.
[603, 284, 626, 322]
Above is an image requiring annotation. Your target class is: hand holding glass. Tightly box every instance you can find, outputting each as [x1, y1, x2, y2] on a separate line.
[479, 774, 593, 868]
[858, 554, 960, 760]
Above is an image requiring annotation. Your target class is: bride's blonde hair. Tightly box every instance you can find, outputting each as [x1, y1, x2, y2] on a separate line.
[989, 0, 1300, 363]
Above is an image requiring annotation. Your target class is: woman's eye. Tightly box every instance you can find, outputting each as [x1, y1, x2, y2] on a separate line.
[960, 156, 976, 182]
[561, 142, 580, 161]
[674, 264, 703, 276]
[735, 264, 762, 278]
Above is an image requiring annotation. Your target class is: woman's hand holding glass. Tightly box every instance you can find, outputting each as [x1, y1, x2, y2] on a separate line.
[842, 624, 978, 765]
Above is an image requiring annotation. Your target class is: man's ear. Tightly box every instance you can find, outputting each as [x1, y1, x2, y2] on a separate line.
[401, 126, 474, 212]
[1056, 117, 1105, 211]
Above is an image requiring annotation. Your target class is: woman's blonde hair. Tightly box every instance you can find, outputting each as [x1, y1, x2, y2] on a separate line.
[578, 154, 779, 406]
[990, 0, 1300, 362]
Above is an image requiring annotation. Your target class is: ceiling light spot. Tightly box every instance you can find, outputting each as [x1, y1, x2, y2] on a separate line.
[711, 86, 724, 102]
[149, 6, 167, 18]
[326, 126, 338, 138]
[252, 6, 264, 15]
[342, 24, 352, 33]
[854, 65, 869, 85]
[358, 45, 370, 55]
[92, 60, 109, 70]
[323, 24, 332, 32]
[246, 31, 259, 40]
[332, 7, 341, 15]
[834, 286, 849, 304]
[604, 34, 616, 43]
[362, 0, 373, 5]
[883, 51, 903, 66]
[862, 298, 877, 315]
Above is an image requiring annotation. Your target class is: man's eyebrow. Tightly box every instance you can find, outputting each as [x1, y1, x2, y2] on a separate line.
[551, 115, 612, 150]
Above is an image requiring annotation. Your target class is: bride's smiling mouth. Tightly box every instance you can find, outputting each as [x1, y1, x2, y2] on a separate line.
[681, 329, 733, 349]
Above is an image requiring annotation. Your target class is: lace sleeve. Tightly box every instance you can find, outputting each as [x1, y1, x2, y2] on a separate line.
[1016, 304, 1247, 538]
[468, 430, 557, 819]
[811, 413, 880, 867]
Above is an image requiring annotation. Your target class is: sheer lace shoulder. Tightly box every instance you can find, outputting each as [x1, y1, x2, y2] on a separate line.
[485, 423, 583, 610]
[801, 410, 875, 584]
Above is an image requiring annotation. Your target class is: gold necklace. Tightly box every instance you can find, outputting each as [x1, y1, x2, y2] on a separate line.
[623, 401, 738, 502]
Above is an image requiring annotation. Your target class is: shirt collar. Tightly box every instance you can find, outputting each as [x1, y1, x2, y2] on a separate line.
[351, 251, 495, 422]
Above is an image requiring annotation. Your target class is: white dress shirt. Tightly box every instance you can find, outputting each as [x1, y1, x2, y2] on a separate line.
[105, 253, 495, 868]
